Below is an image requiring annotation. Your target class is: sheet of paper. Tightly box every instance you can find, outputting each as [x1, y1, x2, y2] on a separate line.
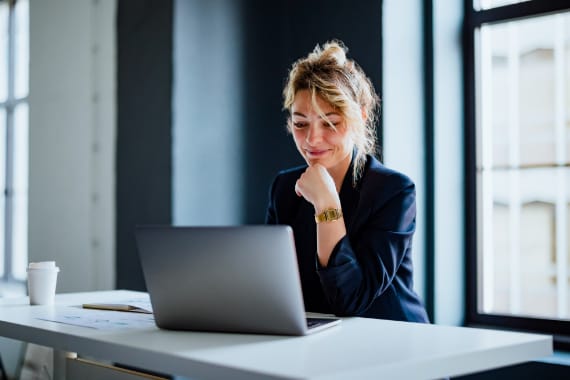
[37, 305, 155, 330]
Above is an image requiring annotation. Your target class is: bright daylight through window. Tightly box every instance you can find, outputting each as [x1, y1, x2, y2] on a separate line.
[472, 1, 570, 333]
[0, 0, 28, 287]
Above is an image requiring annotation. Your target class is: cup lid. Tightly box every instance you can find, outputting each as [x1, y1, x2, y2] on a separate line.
[27, 261, 59, 271]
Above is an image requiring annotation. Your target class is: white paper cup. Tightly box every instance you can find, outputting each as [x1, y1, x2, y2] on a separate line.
[27, 261, 60, 305]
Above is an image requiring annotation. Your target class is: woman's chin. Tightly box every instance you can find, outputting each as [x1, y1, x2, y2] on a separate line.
[306, 157, 327, 167]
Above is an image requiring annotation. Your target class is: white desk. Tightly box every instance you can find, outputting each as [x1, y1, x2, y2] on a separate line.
[0, 290, 552, 379]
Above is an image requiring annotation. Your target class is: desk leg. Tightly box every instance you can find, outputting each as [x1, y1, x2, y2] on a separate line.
[53, 350, 77, 380]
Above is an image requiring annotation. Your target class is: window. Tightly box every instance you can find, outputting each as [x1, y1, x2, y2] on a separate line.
[466, 0, 570, 347]
[0, 0, 28, 285]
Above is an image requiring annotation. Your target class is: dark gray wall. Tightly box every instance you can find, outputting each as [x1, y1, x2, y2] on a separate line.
[116, 0, 173, 290]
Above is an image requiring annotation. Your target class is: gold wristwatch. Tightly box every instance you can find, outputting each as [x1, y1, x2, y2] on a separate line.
[315, 208, 343, 224]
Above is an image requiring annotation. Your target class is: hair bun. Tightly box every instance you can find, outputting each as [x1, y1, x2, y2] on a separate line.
[319, 40, 347, 67]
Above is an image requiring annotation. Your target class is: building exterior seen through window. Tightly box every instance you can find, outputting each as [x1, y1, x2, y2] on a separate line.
[475, 10, 570, 321]
[0, 0, 28, 284]
[475, 0, 531, 11]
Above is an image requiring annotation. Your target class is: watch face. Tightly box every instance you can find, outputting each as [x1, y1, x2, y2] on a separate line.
[315, 209, 343, 223]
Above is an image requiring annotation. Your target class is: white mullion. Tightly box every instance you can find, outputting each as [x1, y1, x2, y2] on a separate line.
[4, 0, 16, 281]
[480, 26, 495, 313]
[507, 22, 521, 314]
[554, 14, 568, 318]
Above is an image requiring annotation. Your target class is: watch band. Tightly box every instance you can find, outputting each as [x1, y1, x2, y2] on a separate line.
[315, 208, 343, 224]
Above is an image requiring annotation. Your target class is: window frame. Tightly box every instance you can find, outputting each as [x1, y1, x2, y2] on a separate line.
[464, 0, 570, 350]
[0, 0, 28, 284]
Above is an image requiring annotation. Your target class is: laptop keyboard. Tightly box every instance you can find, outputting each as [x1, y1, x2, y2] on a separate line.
[306, 317, 337, 329]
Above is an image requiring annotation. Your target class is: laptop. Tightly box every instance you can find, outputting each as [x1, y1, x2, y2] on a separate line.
[135, 225, 341, 336]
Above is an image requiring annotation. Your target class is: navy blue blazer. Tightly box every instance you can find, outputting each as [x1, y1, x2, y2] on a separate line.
[265, 155, 429, 323]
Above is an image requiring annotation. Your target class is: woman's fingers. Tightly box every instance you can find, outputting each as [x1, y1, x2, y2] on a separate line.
[295, 180, 303, 197]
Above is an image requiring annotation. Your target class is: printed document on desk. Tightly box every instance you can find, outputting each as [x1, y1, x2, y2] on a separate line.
[37, 299, 155, 330]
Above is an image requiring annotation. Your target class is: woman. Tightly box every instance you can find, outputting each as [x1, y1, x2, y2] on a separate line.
[265, 40, 429, 322]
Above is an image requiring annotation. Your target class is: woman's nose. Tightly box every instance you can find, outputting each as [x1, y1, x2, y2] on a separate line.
[305, 125, 322, 144]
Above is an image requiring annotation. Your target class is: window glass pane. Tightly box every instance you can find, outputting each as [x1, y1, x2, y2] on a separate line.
[0, 108, 5, 277]
[479, 168, 569, 320]
[14, 0, 28, 99]
[0, 2, 8, 103]
[480, 13, 570, 168]
[12, 102, 27, 280]
[518, 16, 562, 167]
[477, 11, 570, 321]
[475, 0, 530, 11]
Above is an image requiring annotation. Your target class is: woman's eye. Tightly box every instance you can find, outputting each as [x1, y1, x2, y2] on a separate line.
[324, 121, 340, 128]
[293, 122, 308, 129]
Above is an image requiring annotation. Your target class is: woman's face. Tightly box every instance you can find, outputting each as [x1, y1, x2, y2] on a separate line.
[290, 90, 354, 174]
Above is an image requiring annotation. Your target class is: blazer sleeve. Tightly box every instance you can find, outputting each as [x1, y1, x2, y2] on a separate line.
[265, 173, 279, 225]
[316, 175, 416, 316]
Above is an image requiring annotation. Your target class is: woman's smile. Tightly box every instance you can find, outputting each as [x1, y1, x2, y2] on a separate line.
[304, 148, 332, 158]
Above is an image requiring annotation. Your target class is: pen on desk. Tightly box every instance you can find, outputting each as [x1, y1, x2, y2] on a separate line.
[83, 303, 138, 312]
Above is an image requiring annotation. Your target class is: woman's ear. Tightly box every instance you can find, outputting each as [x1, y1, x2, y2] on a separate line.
[361, 107, 368, 123]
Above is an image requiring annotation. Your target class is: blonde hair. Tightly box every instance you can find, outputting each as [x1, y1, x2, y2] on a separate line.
[283, 40, 380, 182]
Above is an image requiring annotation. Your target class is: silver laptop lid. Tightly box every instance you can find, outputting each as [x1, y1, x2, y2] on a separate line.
[135, 225, 310, 335]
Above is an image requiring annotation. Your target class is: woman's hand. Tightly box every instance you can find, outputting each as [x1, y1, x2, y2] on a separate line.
[295, 164, 346, 267]
[294, 164, 341, 213]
